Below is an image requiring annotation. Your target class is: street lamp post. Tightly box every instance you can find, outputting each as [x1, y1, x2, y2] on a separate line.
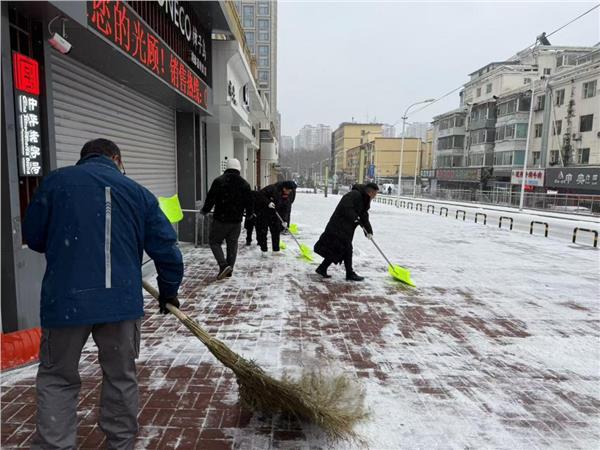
[396, 99, 435, 204]
[519, 86, 537, 210]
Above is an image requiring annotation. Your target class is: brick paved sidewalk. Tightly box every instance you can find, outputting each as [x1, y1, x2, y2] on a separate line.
[2, 197, 600, 449]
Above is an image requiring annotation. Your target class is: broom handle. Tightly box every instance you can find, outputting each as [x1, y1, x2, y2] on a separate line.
[142, 280, 190, 324]
[359, 223, 394, 269]
[274, 210, 302, 249]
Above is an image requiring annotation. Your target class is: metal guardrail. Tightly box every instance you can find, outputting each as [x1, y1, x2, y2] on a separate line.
[412, 189, 600, 216]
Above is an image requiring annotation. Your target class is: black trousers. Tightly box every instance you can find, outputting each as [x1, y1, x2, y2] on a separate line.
[256, 212, 280, 252]
[318, 247, 353, 274]
[245, 221, 255, 244]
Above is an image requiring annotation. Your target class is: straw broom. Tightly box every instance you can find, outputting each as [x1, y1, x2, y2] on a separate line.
[142, 280, 368, 442]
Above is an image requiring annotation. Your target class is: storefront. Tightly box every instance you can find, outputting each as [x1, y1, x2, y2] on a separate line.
[545, 167, 600, 195]
[510, 169, 545, 193]
[434, 167, 491, 190]
[1, 1, 229, 332]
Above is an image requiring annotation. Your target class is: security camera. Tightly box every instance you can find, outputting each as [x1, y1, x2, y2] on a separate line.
[48, 32, 71, 54]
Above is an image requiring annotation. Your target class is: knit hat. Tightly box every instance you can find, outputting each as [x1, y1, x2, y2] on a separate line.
[226, 158, 241, 172]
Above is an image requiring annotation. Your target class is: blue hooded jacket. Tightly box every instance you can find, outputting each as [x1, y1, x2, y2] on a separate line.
[23, 154, 184, 328]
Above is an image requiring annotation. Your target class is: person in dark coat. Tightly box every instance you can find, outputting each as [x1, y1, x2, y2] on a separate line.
[244, 190, 260, 245]
[256, 180, 296, 255]
[23, 138, 184, 449]
[201, 158, 252, 279]
[314, 183, 379, 281]
[279, 181, 297, 233]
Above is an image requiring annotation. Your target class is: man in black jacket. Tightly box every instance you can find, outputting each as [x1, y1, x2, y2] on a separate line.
[201, 159, 252, 279]
[256, 181, 296, 255]
[314, 183, 378, 281]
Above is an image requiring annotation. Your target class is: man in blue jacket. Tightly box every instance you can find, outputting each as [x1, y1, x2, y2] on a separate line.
[24, 138, 184, 450]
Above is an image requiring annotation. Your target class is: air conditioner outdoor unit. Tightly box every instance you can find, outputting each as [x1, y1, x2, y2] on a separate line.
[572, 133, 582, 141]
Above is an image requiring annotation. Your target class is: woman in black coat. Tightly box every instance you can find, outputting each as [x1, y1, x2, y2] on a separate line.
[314, 183, 379, 281]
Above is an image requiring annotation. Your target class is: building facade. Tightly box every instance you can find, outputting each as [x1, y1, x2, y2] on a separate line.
[294, 123, 331, 150]
[332, 122, 383, 183]
[236, 0, 279, 186]
[280, 135, 294, 152]
[431, 42, 599, 194]
[1, 1, 270, 332]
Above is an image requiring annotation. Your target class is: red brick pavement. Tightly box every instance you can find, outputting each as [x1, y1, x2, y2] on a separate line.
[1, 239, 599, 449]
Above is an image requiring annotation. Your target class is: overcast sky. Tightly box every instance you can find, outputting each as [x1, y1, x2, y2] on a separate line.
[278, 1, 600, 137]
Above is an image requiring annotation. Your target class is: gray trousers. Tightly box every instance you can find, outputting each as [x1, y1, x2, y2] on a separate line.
[32, 319, 141, 450]
[209, 219, 241, 269]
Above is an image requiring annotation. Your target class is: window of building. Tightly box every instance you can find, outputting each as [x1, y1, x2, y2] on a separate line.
[534, 123, 543, 138]
[515, 123, 528, 139]
[257, 2, 269, 15]
[495, 126, 504, 141]
[498, 99, 517, 116]
[476, 87, 481, 97]
[580, 114, 593, 132]
[242, 5, 255, 27]
[577, 148, 590, 164]
[583, 80, 597, 99]
[504, 124, 515, 139]
[258, 57, 269, 67]
[246, 31, 255, 46]
[518, 96, 531, 112]
[535, 95, 545, 111]
[258, 19, 269, 30]
[258, 45, 269, 56]
[454, 116, 465, 127]
[553, 120, 562, 135]
[532, 152, 541, 165]
[259, 70, 269, 82]
[555, 89, 565, 106]
[543, 68, 551, 76]
[494, 151, 514, 166]
[523, 78, 531, 84]
[550, 150, 560, 164]
[258, 31, 269, 41]
[486, 83, 492, 94]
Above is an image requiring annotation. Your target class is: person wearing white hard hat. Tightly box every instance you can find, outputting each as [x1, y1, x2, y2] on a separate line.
[201, 158, 253, 279]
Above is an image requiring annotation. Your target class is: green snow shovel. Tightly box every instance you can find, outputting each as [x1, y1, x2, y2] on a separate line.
[275, 211, 314, 261]
[279, 240, 287, 250]
[158, 194, 184, 223]
[288, 223, 299, 235]
[361, 225, 415, 287]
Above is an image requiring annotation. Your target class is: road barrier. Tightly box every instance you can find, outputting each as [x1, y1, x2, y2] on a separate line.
[530, 221, 549, 237]
[407, 202, 414, 210]
[440, 207, 448, 217]
[416, 203, 422, 211]
[456, 210, 466, 221]
[499, 216, 514, 230]
[475, 212, 487, 225]
[572, 228, 598, 248]
[400, 200, 406, 208]
[427, 205, 435, 214]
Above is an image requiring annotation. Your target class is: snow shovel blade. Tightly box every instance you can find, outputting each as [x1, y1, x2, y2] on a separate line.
[289, 223, 299, 235]
[299, 243, 314, 261]
[388, 264, 416, 287]
[279, 240, 287, 250]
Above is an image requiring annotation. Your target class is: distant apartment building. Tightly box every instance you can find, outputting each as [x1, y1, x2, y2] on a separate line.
[280, 135, 294, 152]
[294, 124, 332, 150]
[402, 122, 429, 140]
[431, 41, 599, 194]
[382, 124, 397, 137]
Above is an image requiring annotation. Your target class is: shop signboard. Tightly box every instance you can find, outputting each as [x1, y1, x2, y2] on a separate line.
[13, 52, 43, 176]
[545, 167, 600, 192]
[88, 0, 209, 111]
[510, 169, 544, 186]
[435, 168, 481, 182]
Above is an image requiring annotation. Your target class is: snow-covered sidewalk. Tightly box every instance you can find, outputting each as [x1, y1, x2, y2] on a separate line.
[1, 193, 599, 449]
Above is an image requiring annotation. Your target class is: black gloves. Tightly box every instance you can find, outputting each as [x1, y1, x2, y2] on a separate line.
[158, 295, 180, 314]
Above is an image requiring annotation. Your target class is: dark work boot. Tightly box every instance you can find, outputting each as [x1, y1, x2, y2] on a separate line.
[217, 266, 233, 280]
[316, 265, 331, 278]
[346, 271, 364, 282]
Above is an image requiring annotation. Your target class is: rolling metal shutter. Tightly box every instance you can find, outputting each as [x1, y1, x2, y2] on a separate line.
[50, 52, 176, 198]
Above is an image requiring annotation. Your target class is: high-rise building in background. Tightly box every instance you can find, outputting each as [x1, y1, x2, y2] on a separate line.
[294, 124, 332, 150]
[401, 122, 429, 140]
[281, 136, 294, 152]
[382, 124, 397, 137]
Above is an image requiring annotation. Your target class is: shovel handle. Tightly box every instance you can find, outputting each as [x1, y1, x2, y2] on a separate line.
[141, 280, 189, 323]
[359, 223, 395, 269]
[274, 210, 302, 248]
